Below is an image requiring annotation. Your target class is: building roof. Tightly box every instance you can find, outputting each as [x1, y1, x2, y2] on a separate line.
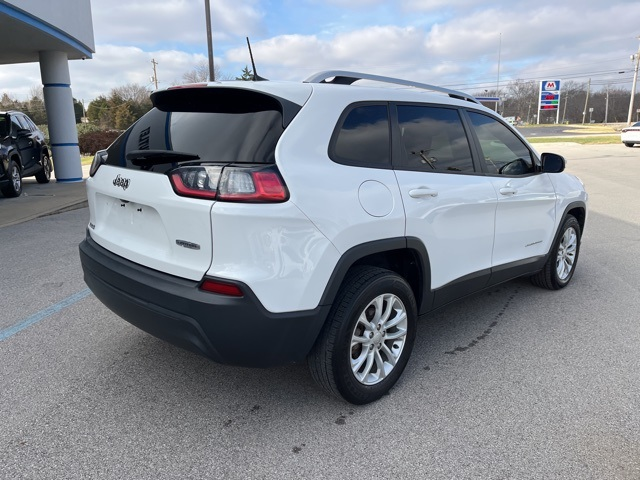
[0, 1, 95, 64]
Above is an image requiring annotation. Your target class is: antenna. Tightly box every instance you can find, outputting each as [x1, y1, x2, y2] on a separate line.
[246, 37, 267, 81]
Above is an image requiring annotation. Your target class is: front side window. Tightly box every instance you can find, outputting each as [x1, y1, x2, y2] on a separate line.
[396, 105, 474, 173]
[331, 104, 390, 166]
[467, 111, 535, 175]
[10, 116, 22, 136]
[16, 115, 31, 130]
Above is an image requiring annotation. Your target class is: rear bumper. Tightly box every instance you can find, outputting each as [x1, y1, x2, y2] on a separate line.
[79, 234, 329, 367]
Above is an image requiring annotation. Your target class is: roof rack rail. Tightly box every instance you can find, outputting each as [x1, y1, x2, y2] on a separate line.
[304, 70, 480, 104]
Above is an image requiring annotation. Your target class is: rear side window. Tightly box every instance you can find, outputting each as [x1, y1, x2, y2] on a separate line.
[467, 111, 535, 175]
[331, 104, 390, 167]
[396, 105, 474, 173]
[23, 116, 39, 131]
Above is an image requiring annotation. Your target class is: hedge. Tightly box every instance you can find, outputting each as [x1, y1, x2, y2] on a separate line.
[78, 130, 122, 155]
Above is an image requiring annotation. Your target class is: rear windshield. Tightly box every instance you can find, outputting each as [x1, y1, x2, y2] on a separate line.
[104, 88, 297, 171]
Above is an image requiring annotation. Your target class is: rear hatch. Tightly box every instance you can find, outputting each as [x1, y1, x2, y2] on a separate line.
[86, 84, 310, 281]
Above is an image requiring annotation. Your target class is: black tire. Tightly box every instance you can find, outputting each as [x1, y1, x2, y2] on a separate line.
[308, 266, 417, 404]
[35, 153, 52, 184]
[1, 159, 23, 197]
[624, 142, 634, 148]
[531, 215, 581, 290]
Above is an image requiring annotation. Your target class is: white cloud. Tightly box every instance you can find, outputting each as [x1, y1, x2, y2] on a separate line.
[224, 0, 640, 94]
[3, 0, 640, 104]
[68, 45, 214, 102]
[401, 0, 480, 11]
[0, 63, 43, 100]
[90, 0, 264, 45]
[226, 26, 428, 80]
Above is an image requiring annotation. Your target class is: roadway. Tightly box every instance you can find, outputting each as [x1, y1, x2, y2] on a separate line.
[1, 143, 639, 479]
[516, 124, 622, 138]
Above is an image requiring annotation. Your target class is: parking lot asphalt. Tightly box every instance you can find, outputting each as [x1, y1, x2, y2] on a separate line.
[1, 142, 639, 479]
[0, 165, 90, 229]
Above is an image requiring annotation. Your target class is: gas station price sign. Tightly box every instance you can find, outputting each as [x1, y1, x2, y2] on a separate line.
[537, 80, 562, 123]
[539, 80, 561, 110]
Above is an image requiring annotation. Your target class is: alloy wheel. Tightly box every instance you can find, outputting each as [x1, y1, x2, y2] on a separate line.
[350, 293, 408, 385]
[556, 226, 577, 281]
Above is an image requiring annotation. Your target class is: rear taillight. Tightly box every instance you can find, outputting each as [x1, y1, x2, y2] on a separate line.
[169, 165, 288, 202]
[170, 166, 221, 199]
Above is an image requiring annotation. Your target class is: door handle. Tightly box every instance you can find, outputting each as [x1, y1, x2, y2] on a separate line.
[409, 188, 438, 198]
[499, 186, 517, 195]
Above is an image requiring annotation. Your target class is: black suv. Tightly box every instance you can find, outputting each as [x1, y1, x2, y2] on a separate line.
[0, 111, 52, 197]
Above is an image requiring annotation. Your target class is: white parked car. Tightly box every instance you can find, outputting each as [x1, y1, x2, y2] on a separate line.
[621, 121, 640, 147]
[80, 71, 588, 404]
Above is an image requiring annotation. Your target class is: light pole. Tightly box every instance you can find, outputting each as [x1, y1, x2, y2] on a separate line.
[626, 36, 640, 125]
[495, 33, 502, 112]
[204, 0, 215, 81]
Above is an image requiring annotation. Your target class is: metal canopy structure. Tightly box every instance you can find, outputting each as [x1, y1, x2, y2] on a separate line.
[0, 0, 95, 183]
[0, 1, 94, 64]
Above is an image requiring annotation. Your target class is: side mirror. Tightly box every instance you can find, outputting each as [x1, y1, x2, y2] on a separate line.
[16, 128, 31, 137]
[541, 152, 565, 173]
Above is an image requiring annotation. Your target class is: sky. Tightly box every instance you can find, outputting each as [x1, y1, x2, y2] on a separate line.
[2, 0, 640, 105]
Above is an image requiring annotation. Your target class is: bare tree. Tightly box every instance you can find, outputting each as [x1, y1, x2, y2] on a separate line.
[504, 79, 538, 120]
[182, 62, 232, 83]
[558, 81, 587, 124]
[29, 85, 44, 101]
[111, 83, 152, 105]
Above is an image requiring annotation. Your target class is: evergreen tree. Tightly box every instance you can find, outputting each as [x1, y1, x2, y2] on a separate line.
[114, 103, 136, 130]
[86, 95, 111, 128]
[236, 66, 254, 81]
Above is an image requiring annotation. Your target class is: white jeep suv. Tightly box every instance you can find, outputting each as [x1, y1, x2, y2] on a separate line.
[80, 71, 587, 404]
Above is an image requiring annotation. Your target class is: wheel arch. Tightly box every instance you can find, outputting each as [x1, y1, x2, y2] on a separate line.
[562, 201, 586, 238]
[9, 151, 23, 171]
[540, 200, 586, 264]
[318, 237, 432, 315]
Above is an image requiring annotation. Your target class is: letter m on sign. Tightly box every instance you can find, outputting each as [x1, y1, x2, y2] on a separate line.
[545, 81, 557, 90]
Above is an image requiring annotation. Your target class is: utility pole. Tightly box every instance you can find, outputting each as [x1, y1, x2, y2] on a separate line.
[151, 58, 159, 90]
[582, 78, 590, 125]
[561, 91, 569, 124]
[627, 36, 640, 125]
[604, 85, 609, 124]
[204, 0, 215, 81]
[495, 32, 501, 112]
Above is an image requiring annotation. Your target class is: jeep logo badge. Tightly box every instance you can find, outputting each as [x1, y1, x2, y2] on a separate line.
[113, 174, 130, 190]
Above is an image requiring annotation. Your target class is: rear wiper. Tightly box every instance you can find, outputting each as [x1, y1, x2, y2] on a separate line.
[126, 150, 200, 167]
